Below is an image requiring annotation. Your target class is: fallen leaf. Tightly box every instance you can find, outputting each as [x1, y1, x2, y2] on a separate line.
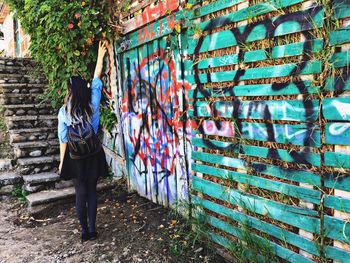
[194, 247, 203, 253]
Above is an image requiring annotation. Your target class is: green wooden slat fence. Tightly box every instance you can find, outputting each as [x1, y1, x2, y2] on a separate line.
[193, 39, 324, 69]
[196, 0, 307, 32]
[192, 120, 321, 146]
[190, 99, 320, 121]
[116, 0, 350, 261]
[188, 81, 321, 98]
[187, 6, 325, 54]
[187, 0, 350, 261]
[192, 137, 322, 166]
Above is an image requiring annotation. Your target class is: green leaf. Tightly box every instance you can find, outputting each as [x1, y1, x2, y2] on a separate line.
[6, 0, 114, 114]
[73, 50, 81, 56]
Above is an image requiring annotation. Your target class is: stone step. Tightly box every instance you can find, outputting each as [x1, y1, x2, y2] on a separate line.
[13, 140, 59, 149]
[17, 155, 60, 166]
[55, 180, 74, 189]
[13, 140, 59, 158]
[22, 172, 60, 193]
[0, 83, 46, 88]
[0, 93, 44, 105]
[9, 127, 57, 143]
[0, 63, 35, 69]
[0, 159, 13, 171]
[0, 73, 46, 81]
[23, 172, 59, 185]
[17, 155, 60, 175]
[2, 103, 51, 109]
[0, 57, 36, 68]
[26, 180, 118, 206]
[0, 83, 46, 94]
[0, 172, 22, 187]
[2, 104, 55, 117]
[5, 115, 58, 129]
[0, 66, 37, 74]
[0, 80, 47, 85]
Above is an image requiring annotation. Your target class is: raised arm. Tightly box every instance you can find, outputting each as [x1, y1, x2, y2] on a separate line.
[94, 41, 107, 79]
[90, 41, 108, 134]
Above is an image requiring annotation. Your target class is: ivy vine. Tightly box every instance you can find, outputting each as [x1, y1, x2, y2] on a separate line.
[5, 0, 114, 108]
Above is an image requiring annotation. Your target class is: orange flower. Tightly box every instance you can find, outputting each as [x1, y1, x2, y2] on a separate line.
[86, 38, 93, 46]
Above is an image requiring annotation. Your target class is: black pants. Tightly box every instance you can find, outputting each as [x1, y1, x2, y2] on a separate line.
[73, 177, 98, 235]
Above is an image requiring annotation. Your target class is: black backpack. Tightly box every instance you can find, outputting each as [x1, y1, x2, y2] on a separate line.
[67, 120, 102, 160]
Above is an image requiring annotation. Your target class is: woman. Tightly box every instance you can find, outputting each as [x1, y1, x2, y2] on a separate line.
[58, 41, 109, 243]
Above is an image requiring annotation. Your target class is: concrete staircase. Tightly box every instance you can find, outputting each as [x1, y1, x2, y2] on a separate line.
[0, 58, 66, 208]
[0, 57, 118, 213]
[0, 58, 59, 176]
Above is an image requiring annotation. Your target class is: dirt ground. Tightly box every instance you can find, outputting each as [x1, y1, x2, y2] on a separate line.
[0, 181, 226, 263]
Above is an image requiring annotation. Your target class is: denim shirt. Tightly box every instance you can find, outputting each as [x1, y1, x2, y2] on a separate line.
[58, 77, 103, 144]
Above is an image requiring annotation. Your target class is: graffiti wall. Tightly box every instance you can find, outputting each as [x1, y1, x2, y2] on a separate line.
[187, 0, 350, 262]
[111, 0, 350, 261]
[116, 2, 191, 207]
[101, 42, 126, 178]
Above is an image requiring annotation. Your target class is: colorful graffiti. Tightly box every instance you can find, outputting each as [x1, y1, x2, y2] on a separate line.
[190, 5, 324, 167]
[122, 0, 180, 34]
[113, 0, 350, 261]
[100, 42, 126, 178]
[102, 43, 118, 99]
[187, 1, 350, 262]
[119, 11, 182, 52]
[120, 38, 191, 206]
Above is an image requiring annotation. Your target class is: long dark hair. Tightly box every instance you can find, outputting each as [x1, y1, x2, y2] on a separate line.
[65, 76, 92, 124]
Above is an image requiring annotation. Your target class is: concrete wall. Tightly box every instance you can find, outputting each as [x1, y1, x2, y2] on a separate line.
[1, 13, 15, 56]
[0, 11, 30, 57]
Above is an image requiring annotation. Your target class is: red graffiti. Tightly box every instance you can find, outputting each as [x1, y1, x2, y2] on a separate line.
[123, 0, 180, 34]
[137, 12, 178, 44]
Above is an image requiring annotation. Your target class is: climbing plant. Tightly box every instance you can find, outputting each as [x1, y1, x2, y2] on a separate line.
[100, 106, 119, 132]
[5, 0, 114, 108]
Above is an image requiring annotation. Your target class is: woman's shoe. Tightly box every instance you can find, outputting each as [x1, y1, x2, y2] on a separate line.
[81, 233, 90, 243]
[89, 231, 98, 240]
